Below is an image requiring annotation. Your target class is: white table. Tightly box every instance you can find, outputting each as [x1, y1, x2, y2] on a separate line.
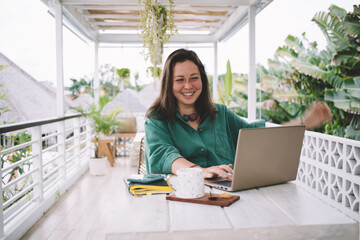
[106, 182, 358, 240]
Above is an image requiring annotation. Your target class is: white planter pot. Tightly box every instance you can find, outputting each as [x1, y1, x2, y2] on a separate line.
[89, 157, 108, 176]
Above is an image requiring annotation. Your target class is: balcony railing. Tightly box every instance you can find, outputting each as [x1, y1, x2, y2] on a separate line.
[297, 130, 360, 221]
[0, 114, 92, 240]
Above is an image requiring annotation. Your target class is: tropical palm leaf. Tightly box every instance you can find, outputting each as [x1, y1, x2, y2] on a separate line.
[291, 61, 343, 88]
[325, 89, 360, 112]
[318, 47, 335, 64]
[261, 75, 279, 84]
[329, 4, 347, 20]
[275, 43, 344, 88]
[344, 13, 360, 36]
[312, 11, 351, 51]
[275, 46, 298, 59]
[284, 35, 304, 54]
[334, 49, 360, 70]
[344, 77, 360, 98]
[268, 58, 293, 73]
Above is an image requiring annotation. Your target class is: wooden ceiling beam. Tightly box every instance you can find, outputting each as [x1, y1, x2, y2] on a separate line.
[77, 5, 235, 12]
[83, 14, 227, 21]
[63, 0, 255, 6]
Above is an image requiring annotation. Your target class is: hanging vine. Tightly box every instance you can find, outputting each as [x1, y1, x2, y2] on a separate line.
[138, 0, 177, 80]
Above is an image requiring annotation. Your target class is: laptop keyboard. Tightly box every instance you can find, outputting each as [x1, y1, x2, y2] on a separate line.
[214, 180, 232, 187]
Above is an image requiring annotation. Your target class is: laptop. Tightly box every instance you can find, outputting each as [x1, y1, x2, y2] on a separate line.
[205, 125, 305, 192]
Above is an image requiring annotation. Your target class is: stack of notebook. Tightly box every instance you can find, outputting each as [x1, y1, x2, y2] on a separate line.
[124, 174, 172, 196]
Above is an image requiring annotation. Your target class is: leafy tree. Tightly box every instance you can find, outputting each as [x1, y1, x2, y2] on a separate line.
[101, 81, 119, 98]
[116, 68, 131, 92]
[65, 78, 91, 99]
[314, 5, 360, 139]
[253, 4, 360, 139]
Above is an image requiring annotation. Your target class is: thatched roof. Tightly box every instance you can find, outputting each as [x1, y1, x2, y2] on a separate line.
[103, 88, 147, 114]
[0, 52, 74, 128]
[71, 93, 93, 109]
[138, 84, 160, 110]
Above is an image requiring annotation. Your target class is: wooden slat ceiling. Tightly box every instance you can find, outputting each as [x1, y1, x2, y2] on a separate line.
[43, 0, 272, 44]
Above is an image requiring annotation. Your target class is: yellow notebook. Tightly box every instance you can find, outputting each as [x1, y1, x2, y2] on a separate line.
[124, 174, 172, 197]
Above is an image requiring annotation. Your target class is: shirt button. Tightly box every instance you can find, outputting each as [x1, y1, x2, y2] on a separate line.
[200, 148, 204, 152]
[199, 128, 203, 132]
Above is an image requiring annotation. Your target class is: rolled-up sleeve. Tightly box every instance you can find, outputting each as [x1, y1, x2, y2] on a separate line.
[145, 118, 183, 174]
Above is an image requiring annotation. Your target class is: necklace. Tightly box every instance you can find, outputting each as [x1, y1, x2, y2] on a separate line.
[182, 113, 197, 121]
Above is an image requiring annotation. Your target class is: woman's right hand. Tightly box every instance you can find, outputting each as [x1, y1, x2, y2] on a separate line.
[201, 164, 233, 181]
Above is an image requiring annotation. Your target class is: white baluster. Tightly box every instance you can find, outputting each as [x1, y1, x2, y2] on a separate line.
[31, 126, 44, 202]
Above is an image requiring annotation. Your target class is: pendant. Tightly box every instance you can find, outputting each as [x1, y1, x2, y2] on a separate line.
[183, 113, 197, 121]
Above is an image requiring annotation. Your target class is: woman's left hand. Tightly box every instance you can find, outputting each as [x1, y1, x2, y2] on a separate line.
[302, 101, 332, 130]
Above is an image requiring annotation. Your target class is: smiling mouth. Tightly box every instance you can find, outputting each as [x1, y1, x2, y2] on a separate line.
[181, 92, 195, 96]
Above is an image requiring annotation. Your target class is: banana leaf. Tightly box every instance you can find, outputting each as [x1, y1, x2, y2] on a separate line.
[268, 58, 293, 74]
[329, 4, 347, 20]
[276, 46, 298, 59]
[284, 35, 304, 53]
[325, 89, 360, 111]
[334, 49, 360, 70]
[291, 61, 343, 88]
[312, 11, 351, 51]
[345, 125, 360, 140]
[354, 5, 360, 15]
[344, 11, 360, 36]
[344, 77, 360, 98]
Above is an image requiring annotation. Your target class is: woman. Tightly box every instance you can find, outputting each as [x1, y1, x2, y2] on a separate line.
[145, 49, 331, 181]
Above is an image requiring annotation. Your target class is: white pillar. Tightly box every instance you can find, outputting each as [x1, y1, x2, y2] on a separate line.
[213, 41, 218, 101]
[54, 0, 66, 181]
[248, 5, 256, 121]
[94, 41, 100, 104]
[55, 0, 64, 118]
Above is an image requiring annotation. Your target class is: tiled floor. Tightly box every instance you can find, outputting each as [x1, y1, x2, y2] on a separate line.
[20, 157, 135, 240]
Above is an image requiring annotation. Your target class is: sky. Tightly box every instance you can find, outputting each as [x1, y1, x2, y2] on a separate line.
[0, 0, 357, 88]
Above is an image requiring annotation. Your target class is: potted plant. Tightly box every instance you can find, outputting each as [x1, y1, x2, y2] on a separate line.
[138, 0, 177, 83]
[73, 96, 123, 175]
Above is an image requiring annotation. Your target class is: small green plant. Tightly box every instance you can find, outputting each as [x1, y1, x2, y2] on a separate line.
[72, 96, 123, 157]
[116, 68, 131, 92]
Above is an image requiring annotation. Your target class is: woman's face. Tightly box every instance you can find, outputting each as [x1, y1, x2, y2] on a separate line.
[172, 60, 202, 110]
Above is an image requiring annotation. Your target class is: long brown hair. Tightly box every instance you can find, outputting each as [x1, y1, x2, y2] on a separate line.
[146, 49, 216, 121]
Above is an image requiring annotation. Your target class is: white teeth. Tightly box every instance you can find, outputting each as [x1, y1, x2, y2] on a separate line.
[182, 92, 194, 96]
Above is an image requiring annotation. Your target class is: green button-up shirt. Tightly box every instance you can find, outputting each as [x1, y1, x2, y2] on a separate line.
[144, 103, 265, 174]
